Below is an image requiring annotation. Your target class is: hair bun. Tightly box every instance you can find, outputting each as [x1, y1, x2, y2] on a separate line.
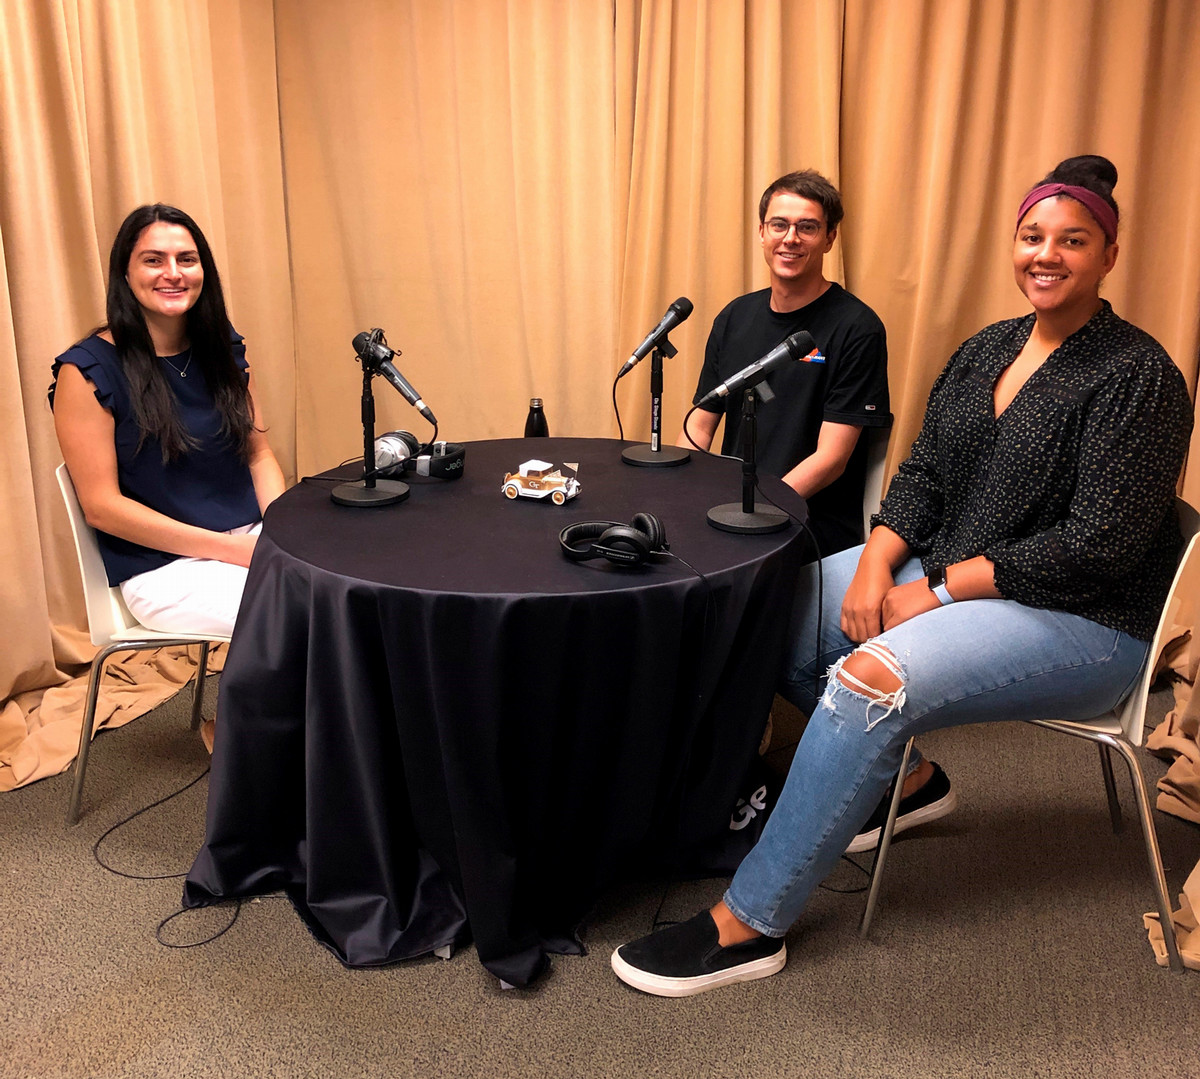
[1047, 154, 1118, 196]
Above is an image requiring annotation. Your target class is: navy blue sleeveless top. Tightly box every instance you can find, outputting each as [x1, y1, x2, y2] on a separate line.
[49, 331, 261, 585]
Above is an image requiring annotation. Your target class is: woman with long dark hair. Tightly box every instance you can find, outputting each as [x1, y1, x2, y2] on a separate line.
[611, 156, 1193, 996]
[49, 203, 285, 639]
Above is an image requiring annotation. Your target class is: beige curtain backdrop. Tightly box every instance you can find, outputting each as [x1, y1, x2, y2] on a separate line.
[273, 0, 624, 475]
[3, 0, 1199, 820]
[276, 0, 845, 473]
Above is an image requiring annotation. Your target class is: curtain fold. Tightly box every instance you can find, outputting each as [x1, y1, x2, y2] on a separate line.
[3, 0, 1199, 792]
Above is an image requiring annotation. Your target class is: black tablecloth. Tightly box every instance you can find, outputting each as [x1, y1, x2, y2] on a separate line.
[184, 437, 808, 986]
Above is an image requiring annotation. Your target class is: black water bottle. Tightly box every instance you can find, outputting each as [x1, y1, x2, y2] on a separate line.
[524, 397, 549, 437]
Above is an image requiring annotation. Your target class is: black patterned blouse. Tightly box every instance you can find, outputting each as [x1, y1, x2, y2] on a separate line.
[875, 302, 1193, 640]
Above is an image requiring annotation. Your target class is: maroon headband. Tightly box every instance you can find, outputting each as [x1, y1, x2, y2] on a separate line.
[1016, 183, 1118, 243]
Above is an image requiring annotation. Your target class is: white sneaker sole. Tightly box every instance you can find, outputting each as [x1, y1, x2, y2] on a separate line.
[845, 788, 958, 854]
[610, 943, 786, 997]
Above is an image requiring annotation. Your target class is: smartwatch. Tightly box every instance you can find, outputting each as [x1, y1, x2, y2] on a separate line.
[927, 564, 954, 606]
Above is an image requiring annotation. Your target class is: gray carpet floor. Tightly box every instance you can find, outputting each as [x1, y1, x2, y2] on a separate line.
[1, 679, 1196, 1079]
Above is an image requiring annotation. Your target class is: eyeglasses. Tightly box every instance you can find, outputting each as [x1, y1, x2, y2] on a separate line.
[764, 218, 823, 239]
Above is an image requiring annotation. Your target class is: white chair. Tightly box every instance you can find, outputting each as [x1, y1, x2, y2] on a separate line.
[859, 498, 1200, 974]
[56, 463, 230, 824]
[861, 426, 891, 537]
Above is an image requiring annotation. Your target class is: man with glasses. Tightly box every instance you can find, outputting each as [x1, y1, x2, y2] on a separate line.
[680, 171, 954, 851]
[679, 169, 890, 558]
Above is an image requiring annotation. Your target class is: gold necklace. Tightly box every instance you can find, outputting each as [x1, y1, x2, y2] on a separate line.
[160, 348, 193, 378]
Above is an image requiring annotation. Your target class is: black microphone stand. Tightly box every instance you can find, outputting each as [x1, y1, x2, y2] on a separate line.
[622, 339, 690, 468]
[706, 384, 789, 533]
[331, 363, 411, 507]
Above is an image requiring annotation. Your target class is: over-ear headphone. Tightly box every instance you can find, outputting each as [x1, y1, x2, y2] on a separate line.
[374, 431, 466, 480]
[375, 430, 421, 469]
[559, 512, 669, 567]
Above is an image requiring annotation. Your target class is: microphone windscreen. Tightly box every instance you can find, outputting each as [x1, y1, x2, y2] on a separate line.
[785, 330, 816, 357]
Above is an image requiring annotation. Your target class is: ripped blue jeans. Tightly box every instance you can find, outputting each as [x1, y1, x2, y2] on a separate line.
[724, 544, 1147, 938]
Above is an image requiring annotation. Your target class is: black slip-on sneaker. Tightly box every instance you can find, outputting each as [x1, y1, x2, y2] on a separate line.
[611, 911, 786, 997]
[846, 761, 957, 854]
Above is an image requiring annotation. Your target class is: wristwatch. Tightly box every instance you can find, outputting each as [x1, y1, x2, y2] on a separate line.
[927, 564, 954, 606]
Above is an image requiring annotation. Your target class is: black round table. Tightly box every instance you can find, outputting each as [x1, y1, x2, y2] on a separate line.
[184, 437, 808, 987]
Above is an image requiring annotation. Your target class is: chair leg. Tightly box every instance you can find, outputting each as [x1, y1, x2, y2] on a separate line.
[860, 736, 915, 938]
[1097, 743, 1122, 833]
[66, 642, 130, 826]
[190, 642, 211, 731]
[1106, 738, 1185, 972]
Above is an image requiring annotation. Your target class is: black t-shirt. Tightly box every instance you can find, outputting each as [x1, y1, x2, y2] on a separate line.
[693, 284, 891, 554]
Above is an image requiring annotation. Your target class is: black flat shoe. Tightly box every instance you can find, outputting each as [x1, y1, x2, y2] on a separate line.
[611, 911, 786, 997]
[846, 761, 957, 853]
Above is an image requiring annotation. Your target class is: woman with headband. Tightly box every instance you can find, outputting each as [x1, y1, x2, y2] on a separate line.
[611, 155, 1193, 997]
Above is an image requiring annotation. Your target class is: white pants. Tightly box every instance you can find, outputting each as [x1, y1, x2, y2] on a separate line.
[119, 523, 259, 637]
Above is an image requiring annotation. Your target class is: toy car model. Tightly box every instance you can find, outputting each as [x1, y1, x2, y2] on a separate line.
[501, 459, 581, 505]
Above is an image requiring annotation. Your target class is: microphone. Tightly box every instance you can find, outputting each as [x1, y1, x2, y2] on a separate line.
[352, 330, 437, 424]
[618, 297, 694, 377]
[696, 331, 822, 406]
